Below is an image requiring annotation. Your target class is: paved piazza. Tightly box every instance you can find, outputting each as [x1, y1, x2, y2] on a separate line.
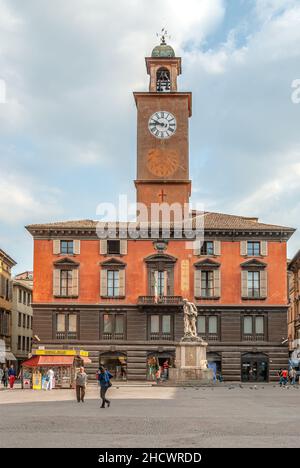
[0, 384, 299, 448]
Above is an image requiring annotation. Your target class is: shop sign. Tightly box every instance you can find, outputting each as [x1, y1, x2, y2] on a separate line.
[32, 372, 42, 390]
[34, 349, 89, 357]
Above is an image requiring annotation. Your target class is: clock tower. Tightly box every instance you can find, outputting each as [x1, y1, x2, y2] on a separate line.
[134, 35, 192, 214]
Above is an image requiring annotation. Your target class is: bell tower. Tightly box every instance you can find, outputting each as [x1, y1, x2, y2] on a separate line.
[134, 33, 192, 214]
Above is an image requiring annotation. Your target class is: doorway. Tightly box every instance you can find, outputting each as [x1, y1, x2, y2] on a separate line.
[147, 352, 174, 381]
[99, 352, 127, 381]
[241, 353, 268, 382]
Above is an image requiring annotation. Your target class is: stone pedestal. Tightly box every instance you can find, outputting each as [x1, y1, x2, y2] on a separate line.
[169, 339, 213, 384]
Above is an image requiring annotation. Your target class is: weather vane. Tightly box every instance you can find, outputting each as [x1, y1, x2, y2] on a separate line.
[157, 27, 171, 45]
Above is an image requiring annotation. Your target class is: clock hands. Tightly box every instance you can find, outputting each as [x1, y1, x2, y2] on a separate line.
[151, 120, 168, 128]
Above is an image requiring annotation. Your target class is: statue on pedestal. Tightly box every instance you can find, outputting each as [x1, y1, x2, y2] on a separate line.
[182, 299, 201, 341]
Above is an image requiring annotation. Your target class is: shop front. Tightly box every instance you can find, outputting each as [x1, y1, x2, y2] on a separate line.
[241, 353, 269, 382]
[99, 352, 127, 381]
[21, 350, 91, 389]
[147, 351, 175, 382]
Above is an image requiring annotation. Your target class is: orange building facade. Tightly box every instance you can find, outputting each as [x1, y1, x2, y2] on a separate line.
[27, 38, 295, 382]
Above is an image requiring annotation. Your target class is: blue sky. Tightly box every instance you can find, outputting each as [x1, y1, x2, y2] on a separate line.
[0, 0, 300, 273]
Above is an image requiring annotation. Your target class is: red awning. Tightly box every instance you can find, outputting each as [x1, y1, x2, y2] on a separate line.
[22, 355, 74, 367]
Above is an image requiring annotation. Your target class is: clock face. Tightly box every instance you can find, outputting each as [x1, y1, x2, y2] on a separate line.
[148, 111, 177, 139]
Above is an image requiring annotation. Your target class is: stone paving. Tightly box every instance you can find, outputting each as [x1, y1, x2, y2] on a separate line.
[0, 384, 299, 448]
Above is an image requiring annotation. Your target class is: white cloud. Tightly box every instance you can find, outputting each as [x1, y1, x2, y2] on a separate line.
[0, 171, 62, 225]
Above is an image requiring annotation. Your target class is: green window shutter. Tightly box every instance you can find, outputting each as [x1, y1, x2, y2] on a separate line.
[261, 241, 268, 256]
[119, 269, 126, 297]
[240, 241, 247, 256]
[53, 269, 60, 296]
[214, 241, 221, 256]
[213, 269, 221, 297]
[53, 239, 60, 255]
[194, 269, 201, 298]
[100, 240, 107, 255]
[120, 240, 128, 255]
[100, 269, 107, 297]
[72, 269, 79, 297]
[241, 270, 248, 298]
[193, 240, 201, 256]
[260, 270, 268, 298]
[73, 240, 81, 255]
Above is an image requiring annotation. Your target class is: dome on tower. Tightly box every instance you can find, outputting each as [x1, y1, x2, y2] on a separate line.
[151, 42, 175, 58]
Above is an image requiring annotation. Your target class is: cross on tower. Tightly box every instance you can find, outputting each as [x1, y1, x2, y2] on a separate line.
[158, 189, 167, 202]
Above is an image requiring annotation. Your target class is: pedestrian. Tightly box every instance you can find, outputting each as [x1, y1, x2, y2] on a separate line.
[289, 368, 297, 385]
[2, 366, 8, 388]
[75, 367, 88, 403]
[0, 367, 3, 388]
[162, 360, 169, 380]
[8, 365, 16, 389]
[281, 368, 288, 387]
[98, 366, 113, 408]
[46, 368, 54, 390]
[278, 368, 283, 386]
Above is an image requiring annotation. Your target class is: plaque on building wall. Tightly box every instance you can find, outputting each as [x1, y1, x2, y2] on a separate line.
[181, 259, 190, 293]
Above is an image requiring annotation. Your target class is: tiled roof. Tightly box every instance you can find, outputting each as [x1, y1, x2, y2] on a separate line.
[26, 212, 295, 233]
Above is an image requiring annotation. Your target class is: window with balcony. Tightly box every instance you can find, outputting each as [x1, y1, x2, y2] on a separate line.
[55, 313, 78, 340]
[101, 313, 126, 340]
[149, 314, 173, 341]
[197, 315, 219, 341]
[243, 315, 265, 341]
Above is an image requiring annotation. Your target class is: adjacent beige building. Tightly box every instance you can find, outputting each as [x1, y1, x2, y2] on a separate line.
[11, 272, 33, 371]
[288, 251, 300, 368]
[0, 249, 17, 366]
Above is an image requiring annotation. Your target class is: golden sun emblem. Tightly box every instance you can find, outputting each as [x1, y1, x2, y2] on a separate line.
[147, 149, 179, 177]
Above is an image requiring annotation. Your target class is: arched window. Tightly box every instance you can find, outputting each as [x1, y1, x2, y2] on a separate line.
[156, 67, 171, 92]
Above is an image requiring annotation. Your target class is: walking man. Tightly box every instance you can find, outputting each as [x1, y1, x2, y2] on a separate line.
[75, 367, 88, 403]
[98, 366, 113, 408]
[8, 365, 16, 389]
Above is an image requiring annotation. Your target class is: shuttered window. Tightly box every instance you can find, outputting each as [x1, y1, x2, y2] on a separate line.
[201, 271, 214, 297]
[107, 270, 119, 297]
[247, 242, 260, 256]
[60, 270, 73, 296]
[61, 240, 74, 255]
[247, 271, 260, 297]
[200, 241, 214, 256]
